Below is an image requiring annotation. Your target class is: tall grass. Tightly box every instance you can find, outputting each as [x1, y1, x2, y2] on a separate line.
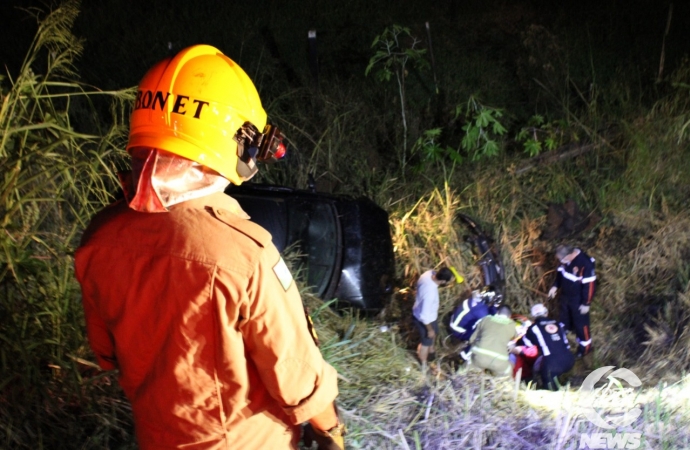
[0, 1, 134, 447]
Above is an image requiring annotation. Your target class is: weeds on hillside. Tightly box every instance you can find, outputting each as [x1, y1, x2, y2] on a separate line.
[306, 307, 690, 450]
[0, 1, 132, 447]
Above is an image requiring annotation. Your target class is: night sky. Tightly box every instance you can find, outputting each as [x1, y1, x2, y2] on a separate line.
[2, 0, 688, 95]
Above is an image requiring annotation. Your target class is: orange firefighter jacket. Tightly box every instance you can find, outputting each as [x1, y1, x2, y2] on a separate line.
[75, 191, 339, 449]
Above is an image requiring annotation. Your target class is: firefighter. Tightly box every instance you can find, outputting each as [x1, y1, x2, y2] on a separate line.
[516, 303, 575, 390]
[468, 304, 517, 376]
[548, 244, 597, 357]
[449, 286, 498, 361]
[449, 286, 498, 342]
[75, 45, 344, 450]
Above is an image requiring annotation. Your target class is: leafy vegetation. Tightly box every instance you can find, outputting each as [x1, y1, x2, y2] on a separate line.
[2, 1, 690, 448]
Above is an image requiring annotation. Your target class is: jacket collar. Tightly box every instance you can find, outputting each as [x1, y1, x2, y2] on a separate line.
[168, 191, 250, 219]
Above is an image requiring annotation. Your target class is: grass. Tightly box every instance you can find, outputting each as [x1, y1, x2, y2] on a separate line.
[306, 302, 690, 449]
[0, 2, 132, 447]
[2, 2, 690, 448]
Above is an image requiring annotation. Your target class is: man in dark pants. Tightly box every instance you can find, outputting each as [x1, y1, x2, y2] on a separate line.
[519, 304, 575, 390]
[548, 244, 597, 357]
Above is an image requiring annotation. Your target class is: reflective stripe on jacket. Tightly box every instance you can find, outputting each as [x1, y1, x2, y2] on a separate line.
[75, 192, 338, 449]
[523, 317, 574, 366]
[449, 298, 490, 337]
[469, 315, 516, 374]
[552, 249, 596, 305]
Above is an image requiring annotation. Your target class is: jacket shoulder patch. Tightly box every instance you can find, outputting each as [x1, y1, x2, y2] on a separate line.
[208, 207, 272, 247]
[544, 324, 559, 334]
[273, 257, 294, 291]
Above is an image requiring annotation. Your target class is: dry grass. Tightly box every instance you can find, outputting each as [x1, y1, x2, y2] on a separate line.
[306, 305, 690, 449]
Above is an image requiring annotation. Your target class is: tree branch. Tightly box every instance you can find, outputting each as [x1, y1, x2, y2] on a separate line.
[513, 142, 599, 175]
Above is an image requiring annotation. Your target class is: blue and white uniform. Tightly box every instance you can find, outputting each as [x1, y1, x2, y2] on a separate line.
[449, 295, 492, 341]
[552, 248, 596, 356]
[523, 316, 575, 390]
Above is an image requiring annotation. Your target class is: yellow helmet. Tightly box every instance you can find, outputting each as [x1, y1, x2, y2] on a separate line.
[127, 45, 284, 185]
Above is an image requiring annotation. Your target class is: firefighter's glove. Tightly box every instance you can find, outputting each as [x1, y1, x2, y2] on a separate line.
[578, 304, 590, 315]
[548, 287, 557, 299]
[303, 423, 346, 450]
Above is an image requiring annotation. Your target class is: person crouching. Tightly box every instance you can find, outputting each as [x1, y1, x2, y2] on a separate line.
[468, 305, 517, 376]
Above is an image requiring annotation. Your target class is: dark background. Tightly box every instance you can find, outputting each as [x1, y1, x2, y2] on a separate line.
[2, 0, 689, 190]
[2, 0, 687, 99]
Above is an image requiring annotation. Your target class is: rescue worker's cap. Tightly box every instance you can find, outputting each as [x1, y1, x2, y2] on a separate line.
[127, 44, 273, 185]
[531, 303, 548, 318]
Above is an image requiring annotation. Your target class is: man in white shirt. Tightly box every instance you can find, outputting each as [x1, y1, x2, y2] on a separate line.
[412, 267, 453, 366]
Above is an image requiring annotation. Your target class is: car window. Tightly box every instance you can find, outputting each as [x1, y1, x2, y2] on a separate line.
[287, 200, 339, 297]
[234, 197, 288, 251]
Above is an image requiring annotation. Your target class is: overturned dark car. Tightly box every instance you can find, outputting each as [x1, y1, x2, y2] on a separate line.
[225, 183, 395, 312]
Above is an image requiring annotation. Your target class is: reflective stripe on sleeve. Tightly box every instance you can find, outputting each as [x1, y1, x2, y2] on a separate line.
[473, 346, 509, 361]
[532, 326, 551, 357]
[451, 324, 467, 334]
[450, 301, 470, 333]
[558, 267, 582, 282]
[450, 302, 470, 334]
[582, 276, 596, 283]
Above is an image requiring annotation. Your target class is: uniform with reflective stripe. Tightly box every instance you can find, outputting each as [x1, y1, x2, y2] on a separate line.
[469, 315, 516, 375]
[449, 297, 490, 341]
[523, 317, 574, 390]
[552, 249, 597, 306]
[552, 248, 596, 356]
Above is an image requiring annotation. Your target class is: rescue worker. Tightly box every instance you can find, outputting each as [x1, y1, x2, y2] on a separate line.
[548, 244, 597, 357]
[468, 305, 517, 376]
[449, 286, 498, 341]
[75, 45, 344, 450]
[412, 267, 454, 366]
[516, 303, 575, 390]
